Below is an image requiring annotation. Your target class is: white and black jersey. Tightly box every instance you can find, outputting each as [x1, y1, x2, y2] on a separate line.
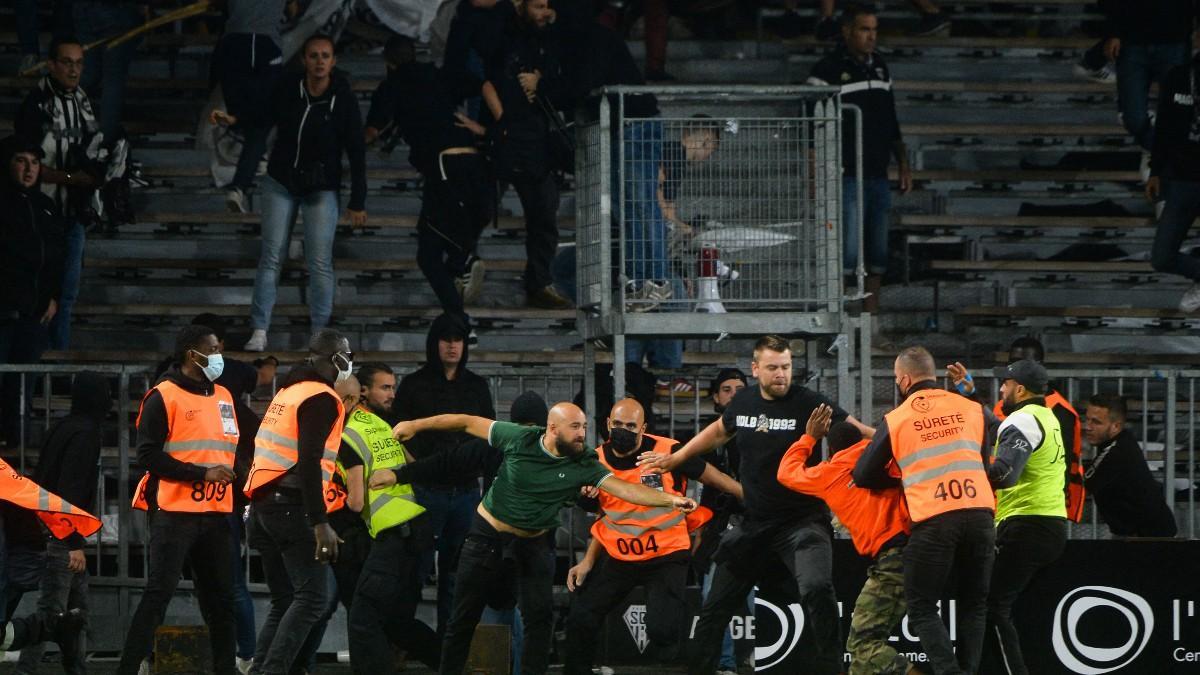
[806, 45, 903, 179]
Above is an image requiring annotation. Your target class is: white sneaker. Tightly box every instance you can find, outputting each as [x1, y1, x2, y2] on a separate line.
[1180, 283, 1200, 313]
[625, 280, 673, 312]
[244, 329, 267, 352]
[236, 657, 254, 675]
[1139, 151, 1152, 183]
[457, 255, 486, 305]
[1072, 62, 1116, 85]
[226, 187, 249, 214]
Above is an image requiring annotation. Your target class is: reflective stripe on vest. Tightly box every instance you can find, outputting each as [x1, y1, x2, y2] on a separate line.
[994, 390, 1085, 522]
[340, 407, 424, 537]
[132, 380, 239, 513]
[995, 404, 1068, 523]
[245, 380, 347, 513]
[591, 433, 690, 561]
[886, 388, 994, 523]
[0, 457, 102, 539]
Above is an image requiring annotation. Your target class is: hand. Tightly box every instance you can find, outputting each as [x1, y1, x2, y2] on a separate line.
[65, 171, 95, 188]
[67, 549, 86, 574]
[314, 522, 343, 563]
[209, 109, 237, 127]
[204, 465, 235, 484]
[364, 126, 380, 145]
[518, 70, 541, 98]
[566, 560, 592, 591]
[454, 112, 487, 137]
[806, 404, 833, 440]
[40, 298, 58, 325]
[898, 164, 913, 195]
[579, 485, 599, 499]
[1145, 176, 1161, 202]
[670, 495, 698, 513]
[369, 469, 397, 490]
[946, 362, 974, 395]
[392, 421, 417, 442]
[1103, 37, 1120, 62]
[637, 450, 678, 475]
[347, 209, 367, 227]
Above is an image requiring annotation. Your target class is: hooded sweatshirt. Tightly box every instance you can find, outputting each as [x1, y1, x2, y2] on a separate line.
[394, 313, 496, 488]
[0, 143, 65, 319]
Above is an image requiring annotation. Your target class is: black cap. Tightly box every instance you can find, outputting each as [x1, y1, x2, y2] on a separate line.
[510, 390, 548, 426]
[0, 135, 44, 161]
[993, 359, 1048, 395]
[710, 367, 747, 395]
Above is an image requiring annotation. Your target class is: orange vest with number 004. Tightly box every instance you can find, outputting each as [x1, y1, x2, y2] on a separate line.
[591, 433, 709, 561]
[132, 380, 239, 513]
[244, 380, 347, 513]
[1, 457, 102, 539]
[993, 390, 1085, 522]
[886, 388, 994, 523]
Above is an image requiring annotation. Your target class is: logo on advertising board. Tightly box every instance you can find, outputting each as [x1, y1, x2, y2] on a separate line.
[753, 597, 804, 671]
[623, 604, 649, 653]
[1053, 586, 1154, 674]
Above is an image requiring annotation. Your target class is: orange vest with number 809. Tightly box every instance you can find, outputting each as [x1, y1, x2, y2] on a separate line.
[132, 380, 239, 513]
[886, 388, 994, 523]
[591, 433, 709, 561]
[244, 380, 347, 513]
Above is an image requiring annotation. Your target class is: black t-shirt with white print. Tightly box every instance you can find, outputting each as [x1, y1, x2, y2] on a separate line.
[721, 384, 849, 523]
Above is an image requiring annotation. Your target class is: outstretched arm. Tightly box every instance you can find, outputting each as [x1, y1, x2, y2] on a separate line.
[639, 417, 732, 474]
[392, 414, 494, 442]
[599, 476, 697, 512]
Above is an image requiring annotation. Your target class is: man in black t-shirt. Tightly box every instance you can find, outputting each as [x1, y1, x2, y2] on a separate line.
[641, 335, 875, 674]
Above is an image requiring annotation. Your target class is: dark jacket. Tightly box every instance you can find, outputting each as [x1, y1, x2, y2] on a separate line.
[1102, 0, 1198, 44]
[265, 72, 367, 211]
[443, 0, 514, 103]
[808, 44, 902, 179]
[0, 169, 65, 319]
[572, 22, 659, 125]
[394, 313, 496, 487]
[486, 14, 567, 177]
[1150, 57, 1200, 182]
[14, 75, 101, 219]
[365, 62, 477, 176]
[33, 371, 110, 549]
[1085, 429, 1177, 537]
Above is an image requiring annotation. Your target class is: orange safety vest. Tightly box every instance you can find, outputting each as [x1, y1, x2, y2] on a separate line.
[886, 388, 995, 523]
[0, 457, 101, 540]
[591, 433, 699, 562]
[244, 380, 347, 513]
[994, 390, 1085, 522]
[132, 380, 239, 513]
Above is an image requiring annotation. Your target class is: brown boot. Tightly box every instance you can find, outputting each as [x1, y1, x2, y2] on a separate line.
[527, 285, 572, 309]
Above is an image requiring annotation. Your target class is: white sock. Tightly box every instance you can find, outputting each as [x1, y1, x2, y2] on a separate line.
[1, 622, 15, 650]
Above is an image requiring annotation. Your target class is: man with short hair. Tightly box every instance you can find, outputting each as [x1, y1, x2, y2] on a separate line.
[118, 325, 240, 675]
[854, 346, 998, 675]
[641, 335, 874, 674]
[379, 401, 697, 675]
[1083, 394, 1177, 537]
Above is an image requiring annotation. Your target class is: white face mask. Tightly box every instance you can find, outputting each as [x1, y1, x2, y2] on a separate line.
[194, 351, 224, 382]
[333, 354, 353, 384]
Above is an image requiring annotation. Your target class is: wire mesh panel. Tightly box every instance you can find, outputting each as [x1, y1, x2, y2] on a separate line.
[575, 86, 845, 324]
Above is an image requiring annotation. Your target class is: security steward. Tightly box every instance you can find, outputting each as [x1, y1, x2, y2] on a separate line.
[564, 399, 740, 674]
[981, 359, 1068, 675]
[244, 329, 352, 675]
[853, 346, 999, 675]
[342, 364, 441, 673]
[118, 325, 239, 675]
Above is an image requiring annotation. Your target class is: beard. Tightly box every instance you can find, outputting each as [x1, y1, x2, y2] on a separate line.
[555, 436, 586, 459]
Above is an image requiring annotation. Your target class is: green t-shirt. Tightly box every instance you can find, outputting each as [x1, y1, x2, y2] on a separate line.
[482, 421, 612, 531]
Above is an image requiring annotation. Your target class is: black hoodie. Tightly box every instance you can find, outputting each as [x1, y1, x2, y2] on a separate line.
[394, 313, 496, 488]
[0, 143, 65, 319]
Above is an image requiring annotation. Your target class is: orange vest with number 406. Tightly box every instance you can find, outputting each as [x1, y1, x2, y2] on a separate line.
[132, 380, 239, 513]
[591, 433, 710, 562]
[1, 457, 102, 540]
[886, 388, 994, 524]
[244, 380, 347, 513]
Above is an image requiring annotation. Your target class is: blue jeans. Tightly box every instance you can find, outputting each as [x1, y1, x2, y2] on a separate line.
[228, 513, 256, 660]
[702, 562, 752, 670]
[1116, 42, 1191, 150]
[626, 338, 683, 371]
[1151, 179, 1200, 282]
[74, 1, 141, 140]
[842, 176, 892, 275]
[623, 120, 669, 282]
[250, 176, 340, 331]
[413, 484, 480, 634]
[49, 220, 85, 350]
[480, 606, 525, 674]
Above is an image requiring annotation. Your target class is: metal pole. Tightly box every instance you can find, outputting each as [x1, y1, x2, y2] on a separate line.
[1165, 374, 1177, 512]
[842, 103, 866, 301]
[859, 315, 873, 424]
[583, 340, 597, 448]
[117, 370, 132, 639]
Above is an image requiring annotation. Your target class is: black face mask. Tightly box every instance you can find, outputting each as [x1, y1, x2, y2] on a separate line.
[555, 436, 586, 459]
[609, 427, 640, 454]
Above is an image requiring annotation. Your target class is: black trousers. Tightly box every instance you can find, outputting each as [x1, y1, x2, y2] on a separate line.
[983, 515, 1067, 675]
[417, 153, 494, 323]
[689, 517, 841, 675]
[116, 511, 237, 675]
[439, 513, 556, 675]
[903, 509, 996, 675]
[510, 170, 560, 293]
[348, 516, 441, 674]
[564, 550, 689, 674]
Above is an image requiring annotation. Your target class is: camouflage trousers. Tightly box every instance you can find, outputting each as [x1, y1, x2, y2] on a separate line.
[846, 544, 910, 675]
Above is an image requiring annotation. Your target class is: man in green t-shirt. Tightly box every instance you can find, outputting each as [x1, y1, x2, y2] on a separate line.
[372, 401, 696, 675]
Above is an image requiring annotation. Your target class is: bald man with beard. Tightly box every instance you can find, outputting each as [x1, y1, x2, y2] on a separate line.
[563, 399, 741, 674]
[379, 402, 696, 675]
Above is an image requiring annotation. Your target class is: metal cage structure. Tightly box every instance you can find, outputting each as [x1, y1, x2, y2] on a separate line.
[574, 85, 868, 416]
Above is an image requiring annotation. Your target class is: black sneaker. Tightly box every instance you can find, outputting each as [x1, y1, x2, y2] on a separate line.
[45, 609, 85, 644]
[911, 12, 950, 36]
